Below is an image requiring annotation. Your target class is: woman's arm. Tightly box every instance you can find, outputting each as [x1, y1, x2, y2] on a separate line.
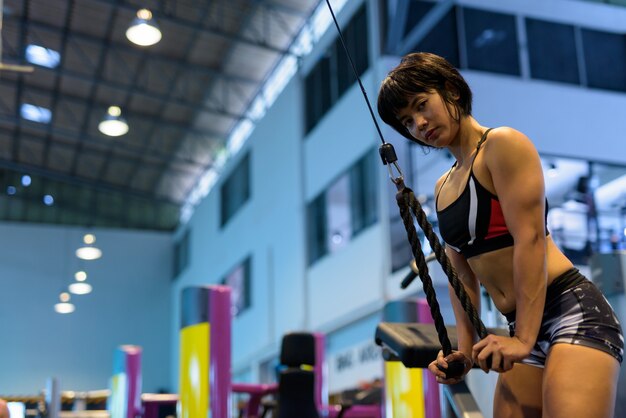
[428, 247, 479, 383]
[429, 175, 481, 383]
[447, 246, 481, 357]
[475, 127, 547, 369]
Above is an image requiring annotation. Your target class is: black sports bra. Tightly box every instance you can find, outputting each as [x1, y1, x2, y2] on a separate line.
[436, 129, 548, 258]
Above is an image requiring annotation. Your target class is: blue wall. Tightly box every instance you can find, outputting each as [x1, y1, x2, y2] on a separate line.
[0, 223, 172, 395]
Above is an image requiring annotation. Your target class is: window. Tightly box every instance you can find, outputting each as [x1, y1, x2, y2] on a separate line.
[336, 5, 369, 97]
[403, 0, 437, 39]
[526, 19, 579, 85]
[307, 150, 378, 265]
[350, 151, 378, 234]
[221, 257, 252, 316]
[463, 7, 520, 76]
[304, 5, 369, 134]
[307, 193, 327, 265]
[581, 29, 626, 92]
[543, 157, 626, 264]
[412, 6, 460, 68]
[304, 55, 332, 133]
[221, 153, 250, 226]
[173, 229, 190, 279]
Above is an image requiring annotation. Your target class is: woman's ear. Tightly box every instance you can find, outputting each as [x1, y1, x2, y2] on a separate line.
[444, 81, 460, 100]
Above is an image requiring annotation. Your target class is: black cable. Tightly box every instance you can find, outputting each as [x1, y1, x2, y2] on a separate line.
[324, 0, 386, 145]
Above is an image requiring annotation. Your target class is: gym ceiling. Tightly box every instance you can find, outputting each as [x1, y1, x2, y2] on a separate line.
[0, 0, 317, 231]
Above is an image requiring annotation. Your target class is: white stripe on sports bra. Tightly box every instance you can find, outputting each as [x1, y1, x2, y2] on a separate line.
[467, 176, 478, 245]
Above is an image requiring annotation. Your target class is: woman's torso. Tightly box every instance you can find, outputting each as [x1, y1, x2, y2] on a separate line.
[436, 132, 574, 314]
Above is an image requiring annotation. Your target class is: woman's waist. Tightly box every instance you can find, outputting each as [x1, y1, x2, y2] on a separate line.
[502, 267, 588, 323]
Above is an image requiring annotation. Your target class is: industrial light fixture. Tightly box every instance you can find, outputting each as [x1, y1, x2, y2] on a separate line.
[43, 194, 54, 206]
[126, 9, 162, 47]
[25, 44, 61, 68]
[69, 270, 93, 295]
[54, 292, 75, 314]
[76, 233, 102, 261]
[98, 106, 129, 137]
[21, 103, 52, 124]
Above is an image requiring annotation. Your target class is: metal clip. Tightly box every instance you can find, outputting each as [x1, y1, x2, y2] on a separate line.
[387, 161, 404, 185]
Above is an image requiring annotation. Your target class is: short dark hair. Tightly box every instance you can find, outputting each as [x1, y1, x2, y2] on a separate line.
[377, 52, 473, 146]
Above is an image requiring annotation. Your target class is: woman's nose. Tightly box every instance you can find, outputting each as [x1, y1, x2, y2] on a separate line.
[416, 115, 427, 130]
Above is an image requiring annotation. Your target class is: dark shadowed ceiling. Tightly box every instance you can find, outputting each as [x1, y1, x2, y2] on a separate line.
[0, 0, 318, 231]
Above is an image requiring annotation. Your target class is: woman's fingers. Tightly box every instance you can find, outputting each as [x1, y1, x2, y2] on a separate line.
[472, 335, 526, 373]
[428, 351, 471, 384]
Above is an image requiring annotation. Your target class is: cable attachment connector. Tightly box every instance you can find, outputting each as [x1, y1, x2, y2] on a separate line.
[379, 143, 404, 184]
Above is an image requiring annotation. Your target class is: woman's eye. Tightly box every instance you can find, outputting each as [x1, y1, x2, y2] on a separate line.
[417, 100, 427, 110]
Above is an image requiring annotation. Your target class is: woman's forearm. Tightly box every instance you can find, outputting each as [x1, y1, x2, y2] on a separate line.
[512, 234, 547, 349]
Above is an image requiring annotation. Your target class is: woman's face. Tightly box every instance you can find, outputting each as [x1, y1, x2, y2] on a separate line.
[395, 90, 459, 147]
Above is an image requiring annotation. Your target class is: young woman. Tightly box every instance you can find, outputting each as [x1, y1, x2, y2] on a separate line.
[377, 52, 623, 418]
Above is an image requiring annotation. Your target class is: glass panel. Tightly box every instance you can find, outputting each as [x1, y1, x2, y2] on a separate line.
[307, 193, 327, 265]
[306, 5, 368, 135]
[412, 6, 460, 68]
[222, 257, 251, 316]
[403, 0, 437, 38]
[463, 7, 520, 75]
[337, 5, 369, 96]
[304, 55, 332, 133]
[308, 151, 379, 266]
[581, 28, 626, 92]
[221, 153, 250, 226]
[526, 18, 579, 85]
[350, 150, 378, 235]
[544, 157, 626, 264]
[326, 173, 352, 254]
[174, 229, 191, 279]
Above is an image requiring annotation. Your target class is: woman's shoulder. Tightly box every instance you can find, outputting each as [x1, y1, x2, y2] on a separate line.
[481, 126, 542, 173]
[486, 126, 531, 142]
[483, 126, 537, 156]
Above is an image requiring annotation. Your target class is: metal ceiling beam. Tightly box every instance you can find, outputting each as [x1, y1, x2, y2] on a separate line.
[154, 0, 279, 198]
[0, 156, 183, 205]
[169, 0, 319, 201]
[10, 0, 30, 162]
[92, 43, 153, 203]
[0, 78, 227, 142]
[2, 51, 247, 123]
[41, 0, 75, 172]
[91, 0, 296, 55]
[120, 1, 216, 199]
[10, 0, 119, 190]
[257, 0, 311, 17]
[0, 114, 207, 171]
[3, 15, 262, 85]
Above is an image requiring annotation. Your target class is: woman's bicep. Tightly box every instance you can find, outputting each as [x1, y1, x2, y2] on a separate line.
[446, 246, 480, 352]
[446, 246, 476, 284]
[486, 129, 546, 240]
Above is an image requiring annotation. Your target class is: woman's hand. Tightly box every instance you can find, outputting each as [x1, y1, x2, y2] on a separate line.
[428, 350, 473, 385]
[472, 335, 532, 373]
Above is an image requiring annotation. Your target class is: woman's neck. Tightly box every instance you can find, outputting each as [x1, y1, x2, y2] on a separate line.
[448, 116, 488, 166]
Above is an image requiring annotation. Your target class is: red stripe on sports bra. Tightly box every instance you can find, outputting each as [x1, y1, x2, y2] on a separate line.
[485, 198, 509, 239]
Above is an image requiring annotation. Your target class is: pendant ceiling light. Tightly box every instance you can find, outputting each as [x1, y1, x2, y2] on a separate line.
[76, 233, 102, 261]
[54, 292, 75, 314]
[126, 9, 162, 47]
[69, 270, 93, 295]
[98, 106, 129, 137]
